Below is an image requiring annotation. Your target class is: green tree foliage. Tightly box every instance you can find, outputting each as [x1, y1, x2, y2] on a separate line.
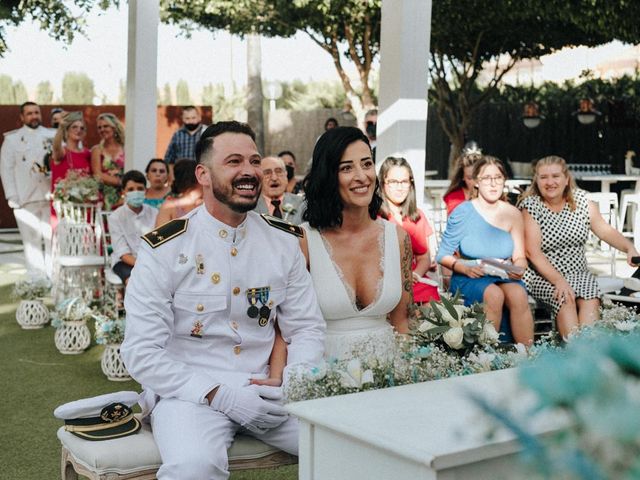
[12, 80, 28, 104]
[0, 74, 14, 104]
[279, 80, 346, 111]
[429, 0, 640, 166]
[175, 79, 191, 105]
[201, 83, 245, 121]
[36, 81, 54, 104]
[0, 0, 117, 57]
[61, 72, 95, 104]
[160, 0, 380, 112]
[161, 83, 172, 106]
[118, 79, 126, 104]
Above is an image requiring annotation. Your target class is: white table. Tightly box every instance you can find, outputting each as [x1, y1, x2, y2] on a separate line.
[574, 174, 640, 193]
[288, 369, 564, 480]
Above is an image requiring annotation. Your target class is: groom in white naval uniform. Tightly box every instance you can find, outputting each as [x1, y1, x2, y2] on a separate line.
[121, 121, 325, 480]
[0, 102, 54, 277]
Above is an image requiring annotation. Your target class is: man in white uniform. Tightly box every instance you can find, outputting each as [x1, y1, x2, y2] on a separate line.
[121, 121, 325, 480]
[0, 102, 54, 277]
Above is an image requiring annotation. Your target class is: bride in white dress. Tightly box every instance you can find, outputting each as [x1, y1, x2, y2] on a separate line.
[298, 127, 412, 362]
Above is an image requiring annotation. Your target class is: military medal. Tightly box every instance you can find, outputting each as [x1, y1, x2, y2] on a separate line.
[246, 286, 271, 326]
[190, 320, 203, 338]
[195, 254, 205, 274]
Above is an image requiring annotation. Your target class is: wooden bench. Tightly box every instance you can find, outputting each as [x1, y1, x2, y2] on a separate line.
[57, 417, 297, 479]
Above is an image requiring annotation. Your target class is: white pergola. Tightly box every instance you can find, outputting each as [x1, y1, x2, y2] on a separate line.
[124, 0, 432, 204]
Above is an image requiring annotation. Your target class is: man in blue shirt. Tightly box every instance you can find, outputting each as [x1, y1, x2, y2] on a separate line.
[164, 106, 207, 180]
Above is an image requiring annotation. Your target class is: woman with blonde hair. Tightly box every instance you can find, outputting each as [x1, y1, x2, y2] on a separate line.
[443, 149, 483, 214]
[519, 155, 639, 338]
[91, 112, 125, 210]
[50, 111, 93, 225]
[437, 155, 534, 345]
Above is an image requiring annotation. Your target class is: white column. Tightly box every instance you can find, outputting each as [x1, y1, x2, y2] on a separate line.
[125, 0, 159, 173]
[377, 0, 432, 205]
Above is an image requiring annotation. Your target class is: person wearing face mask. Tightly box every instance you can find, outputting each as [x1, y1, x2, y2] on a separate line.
[1, 101, 56, 278]
[50, 108, 65, 129]
[278, 150, 304, 194]
[109, 170, 158, 284]
[164, 106, 207, 182]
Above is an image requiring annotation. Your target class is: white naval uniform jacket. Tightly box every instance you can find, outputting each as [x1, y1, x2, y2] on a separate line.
[121, 206, 326, 414]
[0, 125, 54, 206]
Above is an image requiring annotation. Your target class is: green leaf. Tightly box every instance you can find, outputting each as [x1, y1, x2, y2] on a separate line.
[429, 300, 445, 323]
[440, 296, 459, 320]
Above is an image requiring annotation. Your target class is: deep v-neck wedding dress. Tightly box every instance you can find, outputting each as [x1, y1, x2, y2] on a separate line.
[303, 220, 402, 361]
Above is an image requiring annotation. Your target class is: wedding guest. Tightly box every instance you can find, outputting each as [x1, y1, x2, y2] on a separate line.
[49, 107, 65, 129]
[443, 149, 482, 215]
[324, 117, 339, 131]
[278, 150, 303, 194]
[91, 113, 125, 211]
[379, 156, 439, 303]
[300, 126, 412, 362]
[437, 155, 534, 345]
[109, 170, 158, 285]
[143, 158, 171, 209]
[254, 156, 304, 224]
[51, 112, 93, 226]
[519, 155, 640, 338]
[154, 158, 203, 226]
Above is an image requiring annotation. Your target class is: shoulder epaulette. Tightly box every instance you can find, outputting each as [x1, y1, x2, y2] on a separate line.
[260, 214, 303, 238]
[141, 218, 188, 248]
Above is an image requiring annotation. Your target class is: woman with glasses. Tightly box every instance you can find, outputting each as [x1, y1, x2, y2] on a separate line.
[300, 127, 411, 362]
[437, 155, 534, 345]
[51, 112, 94, 226]
[519, 156, 639, 339]
[443, 149, 483, 215]
[91, 113, 125, 210]
[379, 156, 439, 303]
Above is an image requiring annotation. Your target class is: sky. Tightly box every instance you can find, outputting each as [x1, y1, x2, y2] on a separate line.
[0, 3, 635, 104]
[0, 4, 357, 103]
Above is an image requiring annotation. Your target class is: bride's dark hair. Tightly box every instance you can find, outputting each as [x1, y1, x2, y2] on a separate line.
[302, 126, 382, 229]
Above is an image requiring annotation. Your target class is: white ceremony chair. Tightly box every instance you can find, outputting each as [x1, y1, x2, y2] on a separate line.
[52, 202, 104, 304]
[585, 192, 619, 277]
[100, 211, 125, 318]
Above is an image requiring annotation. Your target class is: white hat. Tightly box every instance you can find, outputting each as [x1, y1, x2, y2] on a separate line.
[54, 391, 141, 441]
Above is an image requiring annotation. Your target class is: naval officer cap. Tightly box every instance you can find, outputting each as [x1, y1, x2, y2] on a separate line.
[54, 391, 141, 441]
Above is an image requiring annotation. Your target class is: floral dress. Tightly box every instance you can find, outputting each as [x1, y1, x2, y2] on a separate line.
[519, 189, 600, 317]
[100, 149, 125, 211]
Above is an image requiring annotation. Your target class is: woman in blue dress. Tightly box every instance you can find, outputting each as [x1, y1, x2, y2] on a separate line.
[436, 156, 534, 345]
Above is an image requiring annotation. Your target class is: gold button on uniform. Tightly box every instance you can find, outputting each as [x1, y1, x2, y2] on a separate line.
[230, 247, 238, 257]
[233, 345, 241, 355]
[232, 287, 241, 296]
[219, 229, 228, 238]
[231, 321, 239, 329]
[211, 273, 221, 284]
[196, 304, 204, 312]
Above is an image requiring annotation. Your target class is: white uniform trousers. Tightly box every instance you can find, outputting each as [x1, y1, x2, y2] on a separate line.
[151, 397, 298, 480]
[13, 201, 52, 278]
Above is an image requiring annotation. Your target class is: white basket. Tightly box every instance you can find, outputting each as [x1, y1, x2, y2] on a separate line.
[101, 344, 131, 381]
[54, 320, 91, 355]
[15, 299, 50, 329]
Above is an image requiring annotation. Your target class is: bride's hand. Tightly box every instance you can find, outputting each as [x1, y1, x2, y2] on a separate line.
[250, 377, 283, 387]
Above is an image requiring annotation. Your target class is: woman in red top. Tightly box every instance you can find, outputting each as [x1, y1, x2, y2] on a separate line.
[443, 150, 482, 215]
[50, 112, 93, 226]
[379, 156, 439, 303]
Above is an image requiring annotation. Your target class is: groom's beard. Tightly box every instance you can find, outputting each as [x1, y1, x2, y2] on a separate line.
[211, 175, 261, 213]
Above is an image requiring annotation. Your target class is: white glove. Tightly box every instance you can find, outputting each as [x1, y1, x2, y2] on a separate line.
[211, 384, 288, 433]
[7, 199, 20, 209]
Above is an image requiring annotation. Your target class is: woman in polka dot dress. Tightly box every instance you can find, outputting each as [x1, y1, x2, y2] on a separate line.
[519, 156, 639, 338]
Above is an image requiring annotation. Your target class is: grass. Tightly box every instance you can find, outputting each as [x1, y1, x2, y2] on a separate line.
[0, 263, 296, 479]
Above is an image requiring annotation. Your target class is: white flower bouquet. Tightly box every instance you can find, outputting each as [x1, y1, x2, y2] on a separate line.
[51, 297, 93, 328]
[12, 277, 52, 300]
[414, 295, 500, 351]
[92, 312, 125, 345]
[53, 170, 100, 204]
